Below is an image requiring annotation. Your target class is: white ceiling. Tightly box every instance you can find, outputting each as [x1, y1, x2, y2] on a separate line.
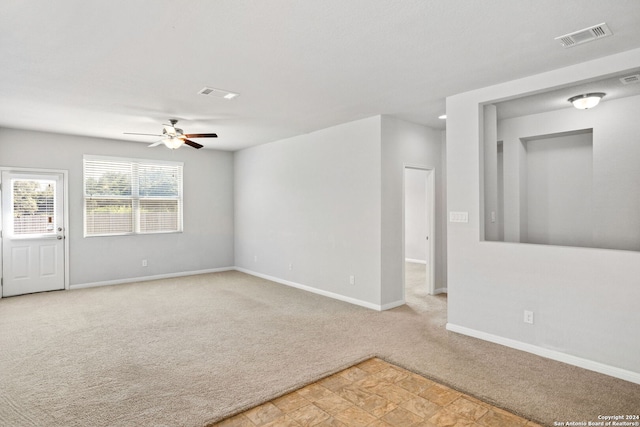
[2, 0, 640, 151]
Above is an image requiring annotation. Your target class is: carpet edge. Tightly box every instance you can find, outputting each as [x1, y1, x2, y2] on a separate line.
[202, 353, 377, 427]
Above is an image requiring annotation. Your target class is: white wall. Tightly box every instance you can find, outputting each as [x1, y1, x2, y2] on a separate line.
[381, 116, 446, 303]
[234, 116, 383, 307]
[0, 128, 234, 286]
[404, 168, 427, 262]
[446, 47, 640, 382]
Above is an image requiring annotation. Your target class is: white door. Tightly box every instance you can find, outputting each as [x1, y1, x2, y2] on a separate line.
[1, 171, 65, 297]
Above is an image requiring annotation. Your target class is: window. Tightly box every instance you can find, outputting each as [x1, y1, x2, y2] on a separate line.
[12, 178, 56, 235]
[84, 155, 183, 236]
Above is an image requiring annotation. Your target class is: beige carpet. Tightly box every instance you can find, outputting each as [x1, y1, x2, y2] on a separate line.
[0, 267, 638, 427]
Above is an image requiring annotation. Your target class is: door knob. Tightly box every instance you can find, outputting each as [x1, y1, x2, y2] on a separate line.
[56, 235, 63, 240]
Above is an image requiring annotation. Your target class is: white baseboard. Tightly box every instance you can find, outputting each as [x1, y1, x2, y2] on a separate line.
[234, 267, 388, 311]
[433, 287, 448, 294]
[405, 258, 427, 264]
[381, 300, 405, 310]
[446, 323, 640, 385]
[70, 267, 235, 290]
[71, 266, 405, 313]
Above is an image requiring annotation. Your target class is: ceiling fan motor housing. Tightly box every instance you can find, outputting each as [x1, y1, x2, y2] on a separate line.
[163, 127, 184, 136]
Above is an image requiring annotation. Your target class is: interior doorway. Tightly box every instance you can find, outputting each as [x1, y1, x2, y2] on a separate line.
[403, 166, 435, 300]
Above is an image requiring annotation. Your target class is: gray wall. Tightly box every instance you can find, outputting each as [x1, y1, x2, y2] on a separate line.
[446, 47, 640, 378]
[0, 128, 234, 286]
[234, 116, 383, 306]
[381, 116, 446, 303]
[1, 115, 447, 310]
[234, 115, 447, 308]
[525, 132, 593, 247]
[482, 104, 499, 241]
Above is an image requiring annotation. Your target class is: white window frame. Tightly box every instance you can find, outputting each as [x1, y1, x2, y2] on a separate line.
[83, 155, 183, 237]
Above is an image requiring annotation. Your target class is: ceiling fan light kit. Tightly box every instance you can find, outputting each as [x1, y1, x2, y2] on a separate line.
[163, 137, 184, 150]
[124, 119, 218, 150]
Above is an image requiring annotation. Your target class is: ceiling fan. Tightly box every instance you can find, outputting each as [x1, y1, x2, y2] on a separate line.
[124, 119, 217, 149]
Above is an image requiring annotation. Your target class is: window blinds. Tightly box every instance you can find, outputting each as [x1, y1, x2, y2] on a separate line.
[12, 179, 56, 235]
[83, 156, 183, 236]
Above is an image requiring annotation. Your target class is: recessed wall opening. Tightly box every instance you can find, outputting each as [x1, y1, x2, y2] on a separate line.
[522, 129, 593, 247]
[480, 67, 640, 252]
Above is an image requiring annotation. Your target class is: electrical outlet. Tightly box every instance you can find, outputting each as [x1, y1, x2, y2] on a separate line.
[349, 275, 355, 285]
[142, 259, 148, 267]
[254, 255, 258, 263]
[289, 263, 293, 271]
[524, 310, 534, 324]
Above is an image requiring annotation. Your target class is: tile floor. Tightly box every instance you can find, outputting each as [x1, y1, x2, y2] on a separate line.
[212, 358, 543, 427]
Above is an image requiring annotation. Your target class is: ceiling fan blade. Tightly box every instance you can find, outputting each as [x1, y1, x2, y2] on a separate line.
[183, 133, 218, 138]
[124, 132, 163, 137]
[183, 139, 204, 149]
[148, 140, 164, 147]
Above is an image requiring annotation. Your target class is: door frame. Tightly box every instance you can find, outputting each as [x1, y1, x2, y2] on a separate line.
[402, 164, 436, 299]
[0, 167, 70, 299]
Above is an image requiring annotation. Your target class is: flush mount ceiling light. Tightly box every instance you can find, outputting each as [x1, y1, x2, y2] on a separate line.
[568, 93, 605, 110]
[438, 114, 447, 120]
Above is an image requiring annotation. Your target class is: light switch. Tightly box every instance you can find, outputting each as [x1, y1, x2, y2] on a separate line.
[449, 211, 469, 223]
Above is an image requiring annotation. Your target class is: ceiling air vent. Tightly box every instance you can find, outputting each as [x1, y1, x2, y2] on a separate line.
[555, 23, 612, 48]
[619, 74, 640, 85]
[197, 87, 239, 99]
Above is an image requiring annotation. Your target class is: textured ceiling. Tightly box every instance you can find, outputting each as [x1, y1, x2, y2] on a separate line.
[1, 0, 640, 151]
